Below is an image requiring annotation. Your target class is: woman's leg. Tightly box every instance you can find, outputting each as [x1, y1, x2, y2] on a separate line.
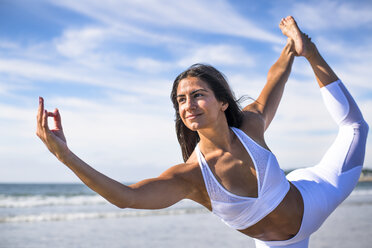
[285, 63, 369, 248]
[275, 16, 369, 248]
[300, 20, 369, 197]
[255, 238, 309, 248]
[281, 14, 369, 206]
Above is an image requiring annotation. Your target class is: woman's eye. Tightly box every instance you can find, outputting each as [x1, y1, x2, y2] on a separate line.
[194, 93, 203, 98]
[178, 98, 185, 103]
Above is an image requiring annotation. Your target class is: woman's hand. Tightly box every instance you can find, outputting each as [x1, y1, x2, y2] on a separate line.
[36, 97, 69, 161]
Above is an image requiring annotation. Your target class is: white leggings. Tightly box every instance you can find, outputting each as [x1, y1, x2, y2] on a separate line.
[255, 80, 369, 248]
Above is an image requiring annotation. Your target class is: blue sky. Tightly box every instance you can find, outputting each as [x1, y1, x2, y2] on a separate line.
[1, 0, 371, 182]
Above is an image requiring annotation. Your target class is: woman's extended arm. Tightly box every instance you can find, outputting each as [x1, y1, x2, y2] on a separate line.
[36, 97, 193, 209]
[243, 39, 295, 131]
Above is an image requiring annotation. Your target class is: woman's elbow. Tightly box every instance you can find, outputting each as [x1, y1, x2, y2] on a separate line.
[106, 196, 133, 209]
[110, 200, 130, 209]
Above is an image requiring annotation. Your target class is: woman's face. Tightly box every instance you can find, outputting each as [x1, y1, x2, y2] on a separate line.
[176, 77, 228, 131]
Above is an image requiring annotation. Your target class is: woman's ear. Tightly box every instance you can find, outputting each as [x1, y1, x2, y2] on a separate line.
[221, 102, 229, 112]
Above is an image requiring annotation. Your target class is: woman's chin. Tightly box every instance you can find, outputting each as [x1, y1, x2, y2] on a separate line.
[187, 122, 202, 131]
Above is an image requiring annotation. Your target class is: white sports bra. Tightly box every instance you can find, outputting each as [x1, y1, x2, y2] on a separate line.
[195, 127, 290, 230]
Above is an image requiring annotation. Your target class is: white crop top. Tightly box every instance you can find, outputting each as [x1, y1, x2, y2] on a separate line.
[195, 127, 290, 230]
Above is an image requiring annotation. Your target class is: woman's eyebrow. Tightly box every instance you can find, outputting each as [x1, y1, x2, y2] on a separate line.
[177, 89, 208, 98]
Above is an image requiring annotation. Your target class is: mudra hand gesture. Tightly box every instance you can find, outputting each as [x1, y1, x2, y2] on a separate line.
[36, 97, 69, 161]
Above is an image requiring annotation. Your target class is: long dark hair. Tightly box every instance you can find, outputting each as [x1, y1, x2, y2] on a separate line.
[171, 64, 244, 162]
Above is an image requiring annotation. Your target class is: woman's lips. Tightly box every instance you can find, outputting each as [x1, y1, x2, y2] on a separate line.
[186, 113, 201, 120]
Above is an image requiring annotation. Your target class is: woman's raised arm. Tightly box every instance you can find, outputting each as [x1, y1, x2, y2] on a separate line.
[36, 97, 193, 209]
[243, 39, 295, 131]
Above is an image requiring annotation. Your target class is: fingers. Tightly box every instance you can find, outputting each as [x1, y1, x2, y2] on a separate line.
[37, 97, 63, 130]
[52, 108, 63, 130]
[42, 110, 50, 132]
[37, 97, 50, 139]
[37, 97, 44, 129]
[36, 97, 46, 139]
[46, 109, 63, 130]
[37, 97, 66, 146]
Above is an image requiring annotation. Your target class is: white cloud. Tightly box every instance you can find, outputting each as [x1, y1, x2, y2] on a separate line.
[0, 58, 106, 86]
[292, 0, 372, 30]
[131, 57, 173, 73]
[0, 40, 20, 50]
[0, 0, 274, 99]
[0, 104, 33, 121]
[316, 37, 372, 60]
[178, 44, 255, 68]
[0, 58, 143, 91]
[0, 36, 257, 96]
[55, 26, 108, 58]
[0, 82, 11, 95]
[50, 0, 281, 43]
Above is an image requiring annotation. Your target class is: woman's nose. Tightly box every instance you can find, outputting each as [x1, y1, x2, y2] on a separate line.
[185, 98, 196, 110]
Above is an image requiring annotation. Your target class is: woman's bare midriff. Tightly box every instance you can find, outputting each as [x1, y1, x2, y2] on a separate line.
[238, 182, 304, 241]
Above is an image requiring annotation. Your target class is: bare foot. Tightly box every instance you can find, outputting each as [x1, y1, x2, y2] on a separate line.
[301, 33, 317, 60]
[279, 16, 307, 56]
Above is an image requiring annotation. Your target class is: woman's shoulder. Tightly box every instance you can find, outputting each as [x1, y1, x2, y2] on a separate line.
[166, 151, 201, 179]
[239, 108, 266, 138]
[163, 151, 208, 199]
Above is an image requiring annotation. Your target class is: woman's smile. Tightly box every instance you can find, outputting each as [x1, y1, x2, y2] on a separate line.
[186, 113, 202, 120]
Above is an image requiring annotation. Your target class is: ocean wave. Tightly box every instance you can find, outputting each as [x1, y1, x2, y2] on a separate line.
[2, 186, 370, 209]
[0, 207, 206, 223]
[351, 189, 372, 196]
[0, 194, 107, 208]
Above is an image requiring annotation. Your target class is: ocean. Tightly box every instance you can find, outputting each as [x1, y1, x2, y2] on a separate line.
[1, 182, 372, 248]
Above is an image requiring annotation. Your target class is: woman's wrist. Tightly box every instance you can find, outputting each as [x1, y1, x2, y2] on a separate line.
[56, 148, 74, 164]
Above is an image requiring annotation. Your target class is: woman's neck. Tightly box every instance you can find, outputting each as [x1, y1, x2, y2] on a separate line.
[197, 122, 234, 154]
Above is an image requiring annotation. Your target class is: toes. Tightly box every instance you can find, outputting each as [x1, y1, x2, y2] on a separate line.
[282, 16, 293, 25]
[279, 18, 288, 29]
[303, 33, 312, 41]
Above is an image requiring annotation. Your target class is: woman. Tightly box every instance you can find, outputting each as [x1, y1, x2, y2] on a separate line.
[37, 16, 368, 247]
